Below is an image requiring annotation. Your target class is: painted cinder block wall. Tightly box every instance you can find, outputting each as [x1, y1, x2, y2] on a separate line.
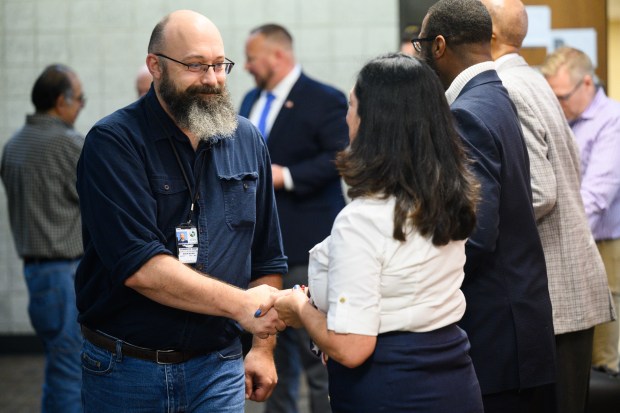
[0, 0, 400, 335]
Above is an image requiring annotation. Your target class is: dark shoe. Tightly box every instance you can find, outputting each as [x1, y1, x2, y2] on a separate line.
[593, 365, 619, 377]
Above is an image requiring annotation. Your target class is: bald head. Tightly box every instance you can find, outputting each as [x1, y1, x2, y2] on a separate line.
[481, 0, 528, 56]
[148, 10, 224, 58]
[144, 10, 237, 144]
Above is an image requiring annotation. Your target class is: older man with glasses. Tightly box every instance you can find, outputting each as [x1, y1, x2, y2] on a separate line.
[542, 47, 620, 378]
[1, 64, 86, 413]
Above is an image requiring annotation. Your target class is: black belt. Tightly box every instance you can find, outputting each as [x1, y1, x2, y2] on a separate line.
[81, 325, 205, 364]
[23, 256, 80, 265]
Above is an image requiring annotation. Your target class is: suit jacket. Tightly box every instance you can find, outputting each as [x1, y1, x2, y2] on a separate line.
[240, 73, 349, 266]
[451, 70, 556, 395]
[496, 55, 614, 335]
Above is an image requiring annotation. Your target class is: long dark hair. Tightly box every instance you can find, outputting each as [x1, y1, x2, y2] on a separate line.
[337, 53, 479, 246]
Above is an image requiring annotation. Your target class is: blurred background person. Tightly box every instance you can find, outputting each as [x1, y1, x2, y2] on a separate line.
[240, 23, 349, 413]
[275, 52, 483, 413]
[399, 23, 420, 56]
[0, 63, 86, 413]
[135, 64, 152, 97]
[542, 46, 620, 377]
[483, 2, 615, 412]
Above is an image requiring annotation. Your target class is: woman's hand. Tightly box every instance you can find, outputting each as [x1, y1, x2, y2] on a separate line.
[274, 288, 309, 328]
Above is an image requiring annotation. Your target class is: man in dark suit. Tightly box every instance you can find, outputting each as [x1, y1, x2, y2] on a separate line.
[240, 23, 348, 413]
[414, 1, 556, 412]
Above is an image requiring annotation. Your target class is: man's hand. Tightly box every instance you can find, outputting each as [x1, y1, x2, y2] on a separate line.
[244, 344, 278, 401]
[237, 285, 287, 338]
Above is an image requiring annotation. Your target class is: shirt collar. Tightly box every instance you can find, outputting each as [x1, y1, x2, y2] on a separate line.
[578, 87, 606, 122]
[26, 113, 73, 129]
[267, 64, 302, 100]
[494, 53, 519, 68]
[445, 61, 496, 105]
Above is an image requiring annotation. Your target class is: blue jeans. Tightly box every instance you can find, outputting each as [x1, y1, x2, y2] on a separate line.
[81, 337, 245, 412]
[24, 259, 83, 413]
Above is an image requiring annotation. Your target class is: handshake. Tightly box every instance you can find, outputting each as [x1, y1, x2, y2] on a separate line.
[240, 284, 310, 339]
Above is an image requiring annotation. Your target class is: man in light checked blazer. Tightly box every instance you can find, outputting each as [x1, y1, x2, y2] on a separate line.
[482, 1, 615, 413]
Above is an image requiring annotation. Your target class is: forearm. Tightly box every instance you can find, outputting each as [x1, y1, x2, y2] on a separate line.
[125, 254, 251, 322]
[299, 301, 376, 368]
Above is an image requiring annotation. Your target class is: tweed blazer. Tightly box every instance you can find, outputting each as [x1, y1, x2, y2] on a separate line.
[496, 54, 614, 334]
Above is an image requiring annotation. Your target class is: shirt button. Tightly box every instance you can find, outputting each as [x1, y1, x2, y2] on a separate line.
[339, 297, 346, 304]
[243, 183, 249, 190]
[163, 184, 170, 191]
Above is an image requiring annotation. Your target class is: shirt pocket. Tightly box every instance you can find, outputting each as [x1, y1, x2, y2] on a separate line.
[149, 176, 189, 234]
[218, 172, 258, 230]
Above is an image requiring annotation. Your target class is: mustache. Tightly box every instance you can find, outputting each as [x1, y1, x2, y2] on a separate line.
[185, 85, 223, 95]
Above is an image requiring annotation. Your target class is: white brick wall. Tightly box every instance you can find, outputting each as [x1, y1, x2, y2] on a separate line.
[0, 0, 399, 334]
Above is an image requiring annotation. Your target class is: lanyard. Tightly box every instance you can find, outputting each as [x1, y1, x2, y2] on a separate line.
[146, 98, 209, 225]
[167, 137, 208, 225]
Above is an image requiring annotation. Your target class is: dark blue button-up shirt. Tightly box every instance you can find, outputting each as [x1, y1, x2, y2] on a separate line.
[76, 88, 287, 352]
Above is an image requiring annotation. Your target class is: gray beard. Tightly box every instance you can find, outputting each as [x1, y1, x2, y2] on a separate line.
[184, 95, 238, 144]
[159, 69, 238, 143]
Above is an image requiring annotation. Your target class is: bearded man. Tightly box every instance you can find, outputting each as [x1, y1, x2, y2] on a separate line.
[75, 10, 287, 413]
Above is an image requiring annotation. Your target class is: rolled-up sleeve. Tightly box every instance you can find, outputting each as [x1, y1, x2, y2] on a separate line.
[77, 124, 170, 286]
[326, 205, 381, 335]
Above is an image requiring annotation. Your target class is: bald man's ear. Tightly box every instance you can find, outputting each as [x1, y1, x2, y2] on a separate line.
[146, 54, 162, 79]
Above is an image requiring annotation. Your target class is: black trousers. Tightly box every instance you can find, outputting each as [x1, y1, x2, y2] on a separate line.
[483, 327, 594, 413]
[555, 328, 594, 413]
[483, 384, 556, 413]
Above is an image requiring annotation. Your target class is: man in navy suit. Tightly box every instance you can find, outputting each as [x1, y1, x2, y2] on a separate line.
[414, 1, 556, 412]
[240, 24, 348, 413]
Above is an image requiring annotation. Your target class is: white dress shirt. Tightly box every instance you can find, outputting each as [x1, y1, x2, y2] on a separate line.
[248, 64, 301, 135]
[308, 196, 467, 335]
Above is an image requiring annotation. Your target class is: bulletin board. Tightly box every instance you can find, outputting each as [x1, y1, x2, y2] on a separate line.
[521, 0, 607, 86]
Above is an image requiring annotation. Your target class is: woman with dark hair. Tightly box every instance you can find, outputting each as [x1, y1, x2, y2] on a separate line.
[274, 53, 483, 412]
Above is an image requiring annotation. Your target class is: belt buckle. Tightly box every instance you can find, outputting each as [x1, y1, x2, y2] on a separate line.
[155, 349, 176, 365]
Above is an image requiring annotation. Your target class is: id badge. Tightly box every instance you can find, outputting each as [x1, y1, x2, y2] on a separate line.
[175, 225, 199, 264]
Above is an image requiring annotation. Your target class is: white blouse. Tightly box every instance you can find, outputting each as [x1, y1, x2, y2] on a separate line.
[308, 197, 467, 336]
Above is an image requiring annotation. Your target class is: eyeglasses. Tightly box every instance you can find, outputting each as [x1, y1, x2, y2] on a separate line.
[556, 78, 584, 101]
[155, 53, 235, 75]
[66, 92, 86, 107]
[411, 37, 436, 53]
